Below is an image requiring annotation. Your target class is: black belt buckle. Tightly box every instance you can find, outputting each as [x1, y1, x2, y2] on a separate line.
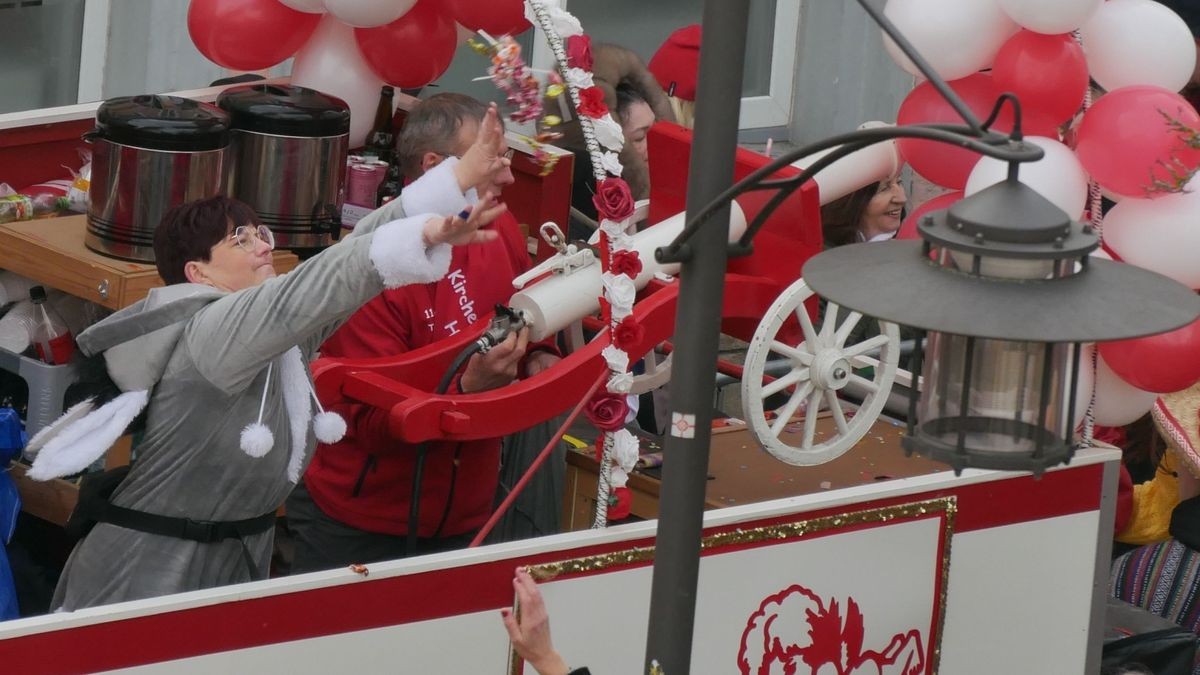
[181, 518, 220, 542]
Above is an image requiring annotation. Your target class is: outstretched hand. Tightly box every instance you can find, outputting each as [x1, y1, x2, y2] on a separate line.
[455, 103, 510, 193]
[421, 193, 506, 247]
[501, 567, 571, 675]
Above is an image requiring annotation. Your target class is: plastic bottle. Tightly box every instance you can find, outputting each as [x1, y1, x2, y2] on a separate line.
[0, 194, 70, 224]
[29, 286, 75, 365]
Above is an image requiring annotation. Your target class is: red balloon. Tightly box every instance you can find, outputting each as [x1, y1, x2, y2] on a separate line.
[992, 31, 1088, 125]
[1075, 85, 1200, 198]
[356, 0, 457, 88]
[897, 73, 1060, 190]
[1098, 317, 1200, 393]
[445, 0, 531, 36]
[897, 191, 963, 240]
[187, 0, 319, 71]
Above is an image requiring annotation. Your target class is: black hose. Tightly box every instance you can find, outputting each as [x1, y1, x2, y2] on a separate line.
[406, 341, 484, 557]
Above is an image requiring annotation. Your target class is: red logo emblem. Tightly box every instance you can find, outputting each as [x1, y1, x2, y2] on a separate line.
[738, 584, 926, 675]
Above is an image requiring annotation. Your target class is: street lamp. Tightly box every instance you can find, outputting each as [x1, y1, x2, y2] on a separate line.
[803, 176, 1199, 474]
[644, 0, 1200, 671]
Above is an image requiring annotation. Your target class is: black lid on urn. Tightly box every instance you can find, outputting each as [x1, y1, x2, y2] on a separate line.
[94, 95, 230, 152]
[217, 84, 351, 138]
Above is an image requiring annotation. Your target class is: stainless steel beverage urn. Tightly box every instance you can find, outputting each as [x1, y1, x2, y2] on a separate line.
[217, 84, 351, 251]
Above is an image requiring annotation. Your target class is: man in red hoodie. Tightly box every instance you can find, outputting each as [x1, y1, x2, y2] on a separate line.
[287, 94, 559, 572]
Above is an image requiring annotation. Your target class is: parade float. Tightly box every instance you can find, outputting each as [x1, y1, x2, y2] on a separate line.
[0, 0, 1199, 673]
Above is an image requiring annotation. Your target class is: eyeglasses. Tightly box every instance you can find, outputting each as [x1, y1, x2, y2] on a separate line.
[230, 224, 275, 253]
[437, 149, 516, 162]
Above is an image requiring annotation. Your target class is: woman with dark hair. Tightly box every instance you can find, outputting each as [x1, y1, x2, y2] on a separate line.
[817, 174, 913, 364]
[819, 175, 907, 248]
[27, 106, 512, 611]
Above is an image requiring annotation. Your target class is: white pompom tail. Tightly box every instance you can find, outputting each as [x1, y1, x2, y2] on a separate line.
[313, 411, 347, 444]
[240, 422, 274, 457]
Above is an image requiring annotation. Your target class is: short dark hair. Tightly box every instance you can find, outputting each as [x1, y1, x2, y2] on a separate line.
[153, 196, 261, 285]
[397, 93, 489, 180]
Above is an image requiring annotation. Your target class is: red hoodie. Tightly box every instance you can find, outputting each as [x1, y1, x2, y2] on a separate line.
[303, 211, 553, 537]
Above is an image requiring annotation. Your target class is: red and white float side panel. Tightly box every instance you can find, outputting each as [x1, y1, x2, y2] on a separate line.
[0, 448, 1117, 675]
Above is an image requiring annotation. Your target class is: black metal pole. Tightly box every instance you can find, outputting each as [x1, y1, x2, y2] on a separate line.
[643, 0, 749, 672]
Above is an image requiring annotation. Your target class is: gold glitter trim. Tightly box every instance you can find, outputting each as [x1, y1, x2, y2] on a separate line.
[513, 497, 956, 673]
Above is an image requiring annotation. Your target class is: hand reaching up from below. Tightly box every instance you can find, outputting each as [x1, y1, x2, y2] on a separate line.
[502, 567, 571, 675]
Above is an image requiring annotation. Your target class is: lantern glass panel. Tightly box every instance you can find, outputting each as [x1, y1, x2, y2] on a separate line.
[917, 331, 1071, 455]
[941, 249, 1076, 281]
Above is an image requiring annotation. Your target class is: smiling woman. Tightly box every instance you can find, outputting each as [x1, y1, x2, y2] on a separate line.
[818, 174, 908, 248]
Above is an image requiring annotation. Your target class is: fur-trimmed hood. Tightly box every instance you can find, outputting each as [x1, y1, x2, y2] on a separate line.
[78, 283, 222, 392]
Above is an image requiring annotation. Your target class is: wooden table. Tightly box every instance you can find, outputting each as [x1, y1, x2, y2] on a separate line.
[1, 215, 300, 525]
[0, 215, 299, 310]
[561, 414, 949, 530]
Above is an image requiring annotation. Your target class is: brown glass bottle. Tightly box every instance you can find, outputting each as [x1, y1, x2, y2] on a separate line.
[365, 85, 396, 164]
[375, 162, 403, 207]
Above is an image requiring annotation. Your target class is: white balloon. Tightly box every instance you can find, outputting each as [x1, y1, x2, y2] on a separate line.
[291, 16, 388, 148]
[882, 0, 1017, 81]
[323, 0, 416, 28]
[997, 0, 1100, 34]
[965, 136, 1090, 220]
[1080, 0, 1197, 92]
[1102, 177, 1200, 289]
[279, 0, 327, 13]
[1093, 352, 1158, 426]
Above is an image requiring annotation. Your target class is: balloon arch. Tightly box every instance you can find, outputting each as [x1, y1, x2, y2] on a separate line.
[187, 0, 1200, 430]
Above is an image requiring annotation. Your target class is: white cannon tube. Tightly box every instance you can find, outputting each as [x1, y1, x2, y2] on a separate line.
[792, 121, 902, 205]
[511, 202, 747, 341]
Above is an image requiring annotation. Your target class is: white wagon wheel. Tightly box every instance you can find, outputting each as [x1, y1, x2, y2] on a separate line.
[741, 277, 900, 466]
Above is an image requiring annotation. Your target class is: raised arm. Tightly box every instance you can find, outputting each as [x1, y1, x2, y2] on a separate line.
[186, 196, 505, 394]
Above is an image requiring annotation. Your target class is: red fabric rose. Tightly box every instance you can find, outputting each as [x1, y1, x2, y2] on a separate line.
[592, 178, 635, 222]
[612, 315, 645, 351]
[577, 86, 608, 119]
[608, 486, 632, 520]
[585, 392, 629, 432]
[610, 249, 643, 278]
[566, 35, 593, 71]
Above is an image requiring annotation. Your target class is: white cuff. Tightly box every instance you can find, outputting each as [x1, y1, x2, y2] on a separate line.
[399, 157, 476, 218]
[369, 215, 453, 288]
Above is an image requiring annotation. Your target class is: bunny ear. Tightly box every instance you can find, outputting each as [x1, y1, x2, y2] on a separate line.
[27, 391, 149, 481]
[24, 398, 97, 459]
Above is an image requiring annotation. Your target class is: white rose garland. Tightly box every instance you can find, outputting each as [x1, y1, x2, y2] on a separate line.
[527, 0, 642, 527]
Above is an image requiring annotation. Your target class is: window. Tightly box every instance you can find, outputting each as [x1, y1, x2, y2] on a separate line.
[531, 0, 800, 130]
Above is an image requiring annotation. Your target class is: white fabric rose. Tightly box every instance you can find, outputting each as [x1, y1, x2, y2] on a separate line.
[592, 114, 625, 152]
[602, 271, 637, 316]
[565, 67, 594, 91]
[610, 465, 629, 488]
[599, 151, 624, 177]
[601, 344, 630, 373]
[548, 6, 583, 36]
[612, 428, 640, 471]
[607, 371, 634, 393]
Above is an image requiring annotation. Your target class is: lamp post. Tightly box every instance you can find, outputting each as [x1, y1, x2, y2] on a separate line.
[644, 0, 1200, 672]
[803, 176, 1199, 474]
